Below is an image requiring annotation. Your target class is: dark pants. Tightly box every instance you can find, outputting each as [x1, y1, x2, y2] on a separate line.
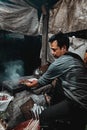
[39, 98, 86, 130]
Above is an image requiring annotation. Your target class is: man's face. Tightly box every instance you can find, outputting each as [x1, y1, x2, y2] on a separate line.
[84, 52, 87, 64]
[50, 40, 66, 58]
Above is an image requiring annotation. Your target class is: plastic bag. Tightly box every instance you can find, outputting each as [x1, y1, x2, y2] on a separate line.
[0, 92, 14, 112]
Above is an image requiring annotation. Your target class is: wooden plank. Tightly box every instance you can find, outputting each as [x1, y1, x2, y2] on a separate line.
[41, 5, 49, 65]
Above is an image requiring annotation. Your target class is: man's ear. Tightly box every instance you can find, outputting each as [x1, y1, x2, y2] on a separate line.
[62, 45, 66, 50]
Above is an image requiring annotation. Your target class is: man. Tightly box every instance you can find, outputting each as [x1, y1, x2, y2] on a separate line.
[21, 32, 87, 130]
[84, 50, 87, 68]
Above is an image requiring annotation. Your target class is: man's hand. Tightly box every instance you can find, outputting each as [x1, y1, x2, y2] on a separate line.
[19, 78, 38, 87]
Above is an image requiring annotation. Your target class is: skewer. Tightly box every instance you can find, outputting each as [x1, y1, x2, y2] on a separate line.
[23, 119, 33, 130]
[25, 120, 37, 130]
[31, 120, 39, 130]
[23, 119, 39, 130]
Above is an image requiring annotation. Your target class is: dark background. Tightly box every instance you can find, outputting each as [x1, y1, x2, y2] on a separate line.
[0, 30, 42, 82]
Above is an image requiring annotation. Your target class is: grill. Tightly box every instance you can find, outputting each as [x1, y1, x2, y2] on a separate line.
[1, 75, 46, 96]
[1, 76, 34, 95]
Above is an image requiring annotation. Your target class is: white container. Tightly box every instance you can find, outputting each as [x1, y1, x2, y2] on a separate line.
[0, 92, 14, 111]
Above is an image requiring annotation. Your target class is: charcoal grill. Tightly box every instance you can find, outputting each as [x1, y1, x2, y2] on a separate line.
[2, 76, 34, 95]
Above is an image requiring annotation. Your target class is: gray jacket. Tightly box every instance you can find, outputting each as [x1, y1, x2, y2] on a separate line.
[38, 52, 87, 110]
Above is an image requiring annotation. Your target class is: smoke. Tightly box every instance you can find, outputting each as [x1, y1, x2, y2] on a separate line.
[3, 60, 24, 84]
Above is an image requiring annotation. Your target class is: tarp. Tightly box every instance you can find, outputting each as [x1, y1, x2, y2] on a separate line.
[0, 0, 39, 35]
[0, 0, 87, 36]
[48, 0, 87, 34]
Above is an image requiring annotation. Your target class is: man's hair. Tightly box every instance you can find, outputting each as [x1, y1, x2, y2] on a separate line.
[48, 32, 70, 50]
